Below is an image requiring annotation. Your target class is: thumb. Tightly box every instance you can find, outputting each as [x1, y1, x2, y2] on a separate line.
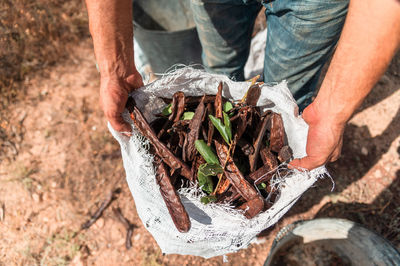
[289, 157, 315, 171]
[108, 114, 132, 136]
[125, 71, 144, 90]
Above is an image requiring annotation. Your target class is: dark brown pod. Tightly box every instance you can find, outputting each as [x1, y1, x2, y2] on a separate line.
[154, 158, 191, 233]
[269, 113, 285, 153]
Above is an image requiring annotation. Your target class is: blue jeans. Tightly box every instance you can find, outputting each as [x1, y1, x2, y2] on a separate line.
[190, 0, 349, 111]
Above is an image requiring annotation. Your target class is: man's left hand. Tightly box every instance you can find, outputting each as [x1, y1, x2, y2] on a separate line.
[289, 102, 345, 170]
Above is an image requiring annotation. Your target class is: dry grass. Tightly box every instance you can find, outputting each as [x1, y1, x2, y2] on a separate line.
[0, 0, 89, 107]
[0, 0, 89, 162]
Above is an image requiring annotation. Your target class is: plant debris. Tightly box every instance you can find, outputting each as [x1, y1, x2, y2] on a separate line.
[112, 207, 135, 250]
[81, 188, 121, 230]
[125, 81, 293, 231]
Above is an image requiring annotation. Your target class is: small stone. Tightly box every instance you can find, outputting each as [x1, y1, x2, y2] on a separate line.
[42, 193, 50, 201]
[92, 126, 97, 131]
[133, 234, 141, 241]
[71, 253, 84, 266]
[51, 181, 57, 188]
[361, 147, 368, 156]
[93, 218, 104, 229]
[32, 193, 40, 203]
[374, 170, 382, 179]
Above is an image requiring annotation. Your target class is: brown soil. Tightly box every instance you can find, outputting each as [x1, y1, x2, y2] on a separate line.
[0, 39, 399, 265]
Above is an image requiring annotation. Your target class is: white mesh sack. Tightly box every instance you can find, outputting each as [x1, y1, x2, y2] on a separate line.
[109, 67, 327, 258]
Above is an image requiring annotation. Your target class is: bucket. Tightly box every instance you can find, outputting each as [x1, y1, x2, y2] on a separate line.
[264, 218, 400, 266]
[132, 0, 202, 74]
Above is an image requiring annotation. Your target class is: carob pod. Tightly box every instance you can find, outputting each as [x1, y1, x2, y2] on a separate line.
[236, 106, 250, 140]
[269, 113, 285, 153]
[260, 147, 278, 171]
[212, 83, 232, 195]
[126, 97, 192, 180]
[244, 84, 261, 107]
[190, 154, 205, 182]
[168, 120, 190, 133]
[214, 140, 264, 219]
[154, 157, 191, 233]
[161, 95, 217, 106]
[247, 164, 275, 185]
[206, 103, 214, 145]
[214, 175, 231, 195]
[248, 114, 270, 172]
[216, 185, 242, 205]
[214, 82, 223, 119]
[157, 92, 185, 139]
[182, 95, 206, 162]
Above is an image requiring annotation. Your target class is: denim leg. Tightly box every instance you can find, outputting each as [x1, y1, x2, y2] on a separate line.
[191, 0, 261, 81]
[263, 0, 349, 111]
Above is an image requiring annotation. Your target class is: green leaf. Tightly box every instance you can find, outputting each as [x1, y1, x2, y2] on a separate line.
[223, 101, 233, 113]
[200, 195, 217, 204]
[197, 163, 223, 194]
[257, 182, 267, 190]
[195, 140, 219, 165]
[199, 163, 223, 176]
[209, 115, 231, 144]
[223, 111, 232, 142]
[181, 112, 195, 120]
[198, 171, 214, 194]
[161, 103, 172, 116]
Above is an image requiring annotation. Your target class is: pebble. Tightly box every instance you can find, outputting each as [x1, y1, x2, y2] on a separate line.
[42, 192, 50, 201]
[93, 218, 105, 229]
[134, 234, 141, 241]
[32, 193, 40, 203]
[374, 170, 382, 179]
[361, 147, 368, 156]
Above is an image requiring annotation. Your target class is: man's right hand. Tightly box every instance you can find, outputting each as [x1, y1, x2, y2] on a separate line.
[100, 70, 143, 133]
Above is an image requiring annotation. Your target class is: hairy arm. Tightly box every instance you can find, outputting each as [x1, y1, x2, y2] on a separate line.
[291, 0, 400, 170]
[86, 0, 143, 132]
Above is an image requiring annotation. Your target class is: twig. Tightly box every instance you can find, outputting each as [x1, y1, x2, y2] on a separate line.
[112, 207, 134, 250]
[80, 188, 121, 230]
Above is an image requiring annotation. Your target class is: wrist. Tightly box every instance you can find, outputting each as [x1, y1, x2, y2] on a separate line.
[306, 99, 349, 129]
[98, 58, 136, 79]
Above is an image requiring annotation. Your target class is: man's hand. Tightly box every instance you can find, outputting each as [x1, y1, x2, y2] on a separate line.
[291, 0, 400, 170]
[85, 0, 139, 132]
[100, 71, 143, 133]
[290, 103, 345, 170]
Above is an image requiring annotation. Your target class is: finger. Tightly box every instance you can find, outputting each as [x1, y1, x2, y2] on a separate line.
[289, 156, 324, 171]
[329, 147, 341, 162]
[126, 73, 144, 90]
[329, 149, 340, 162]
[329, 138, 343, 162]
[108, 113, 132, 134]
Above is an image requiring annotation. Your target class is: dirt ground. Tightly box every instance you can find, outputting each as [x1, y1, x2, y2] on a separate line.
[0, 39, 399, 265]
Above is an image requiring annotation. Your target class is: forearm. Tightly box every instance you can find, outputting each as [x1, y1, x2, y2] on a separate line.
[85, 0, 134, 79]
[313, 0, 400, 125]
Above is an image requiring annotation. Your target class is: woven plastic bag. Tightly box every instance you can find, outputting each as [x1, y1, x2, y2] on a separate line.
[109, 68, 327, 258]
